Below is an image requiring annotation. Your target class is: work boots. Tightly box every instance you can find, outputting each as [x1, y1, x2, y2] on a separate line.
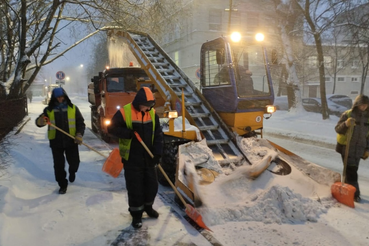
[129, 210, 143, 229]
[144, 205, 159, 218]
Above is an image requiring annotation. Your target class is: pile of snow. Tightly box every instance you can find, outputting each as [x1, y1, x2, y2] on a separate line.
[177, 139, 334, 227]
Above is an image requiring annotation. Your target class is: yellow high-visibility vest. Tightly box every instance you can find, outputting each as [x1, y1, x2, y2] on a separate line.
[47, 105, 76, 139]
[119, 103, 155, 160]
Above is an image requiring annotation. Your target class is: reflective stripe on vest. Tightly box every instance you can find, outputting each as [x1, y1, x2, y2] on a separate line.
[47, 105, 76, 140]
[118, 103, 155, 160]
[337, 109, 369, 144]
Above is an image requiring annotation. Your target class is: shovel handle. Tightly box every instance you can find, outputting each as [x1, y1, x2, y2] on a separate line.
[134, 131, 154, 158]
[133, 131, 188, 207]
[342, 124, 354, 183]
[44, 117, 108, 158]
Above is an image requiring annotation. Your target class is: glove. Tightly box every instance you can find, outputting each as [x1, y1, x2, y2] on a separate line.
[74, 133, 83, 145]
[36, 114, 47, 126]
[345, 117, 355, 127]
[153, 155, 161, 165]
[362, 151, 369, 160]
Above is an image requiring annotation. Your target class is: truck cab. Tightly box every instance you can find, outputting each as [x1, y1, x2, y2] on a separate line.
[200, 34, 275, 137]
[88, 67, 149, 142]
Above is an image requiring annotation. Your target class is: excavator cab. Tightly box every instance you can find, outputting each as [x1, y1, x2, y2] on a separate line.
[200, 35, 275, 136]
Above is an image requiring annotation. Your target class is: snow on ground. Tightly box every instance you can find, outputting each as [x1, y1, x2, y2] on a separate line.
[1, 96, 369, 246]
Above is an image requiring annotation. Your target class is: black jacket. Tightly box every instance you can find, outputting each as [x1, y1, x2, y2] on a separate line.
[108, 87, 163, 167]
[36, 88, 85, 148]
[335, 95, 369, 164]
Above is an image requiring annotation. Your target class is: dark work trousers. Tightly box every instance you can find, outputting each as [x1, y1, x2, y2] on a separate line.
[345, 165, 360, 198]
[342, 154, 360, 198]
[124, 165, 158, 211]
[51, 145, 80, 188]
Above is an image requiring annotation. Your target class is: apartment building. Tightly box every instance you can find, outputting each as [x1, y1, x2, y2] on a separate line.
[157, 0, 368, 100]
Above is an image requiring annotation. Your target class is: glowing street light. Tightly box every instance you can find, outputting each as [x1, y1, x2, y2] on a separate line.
[230, 32, 242, 42]
[255, 33, 265, 42]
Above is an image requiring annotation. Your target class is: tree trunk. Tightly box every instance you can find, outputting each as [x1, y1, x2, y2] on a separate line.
[314, 33, 329, 119]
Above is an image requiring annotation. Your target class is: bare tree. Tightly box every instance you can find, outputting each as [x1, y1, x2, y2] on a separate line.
[0, 0, 186, 100]
[291, 0, 350, 119]
[272, 0, 304, 112]
[341, 3, 369, 95]
[324, 24, 352, 94]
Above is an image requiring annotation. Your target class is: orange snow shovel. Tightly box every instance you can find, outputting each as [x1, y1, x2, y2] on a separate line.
[133, 131, 212, 231]
[45, 118, 122, 178]
[331, 124, 356, 208]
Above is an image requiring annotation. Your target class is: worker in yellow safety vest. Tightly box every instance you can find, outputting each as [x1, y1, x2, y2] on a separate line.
[108, 87, 163, 229]
[36, 87, 85, 194]
[335, 94, 369, 203]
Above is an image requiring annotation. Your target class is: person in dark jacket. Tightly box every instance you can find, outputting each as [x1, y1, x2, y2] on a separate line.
[35, 87, 85, 194]
[335, 94, 369, 202]
[108, 87, 163, 229]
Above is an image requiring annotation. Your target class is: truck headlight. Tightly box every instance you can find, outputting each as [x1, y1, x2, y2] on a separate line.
[168, 111, 178, 119]
[266, 105, 276, 114]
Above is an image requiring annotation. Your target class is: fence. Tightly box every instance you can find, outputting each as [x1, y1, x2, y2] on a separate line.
[0, 96, 28, 140]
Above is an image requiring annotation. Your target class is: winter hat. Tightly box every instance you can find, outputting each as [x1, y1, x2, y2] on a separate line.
[53, 87, 64, 98]
[132, 87, 155, 110]
[353, 94, 369, 108]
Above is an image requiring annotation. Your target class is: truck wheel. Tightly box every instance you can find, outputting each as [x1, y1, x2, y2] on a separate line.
[158, 142, 178, 186]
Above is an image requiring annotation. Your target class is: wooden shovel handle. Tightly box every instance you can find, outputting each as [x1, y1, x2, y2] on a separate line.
[133, 131, 154, 158]
[133, 131, 187, 207]
[45, 117, 108, 158]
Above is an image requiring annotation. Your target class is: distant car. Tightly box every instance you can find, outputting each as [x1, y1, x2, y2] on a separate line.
[302, 96, 350, 116]
[327, 94, 353, 109]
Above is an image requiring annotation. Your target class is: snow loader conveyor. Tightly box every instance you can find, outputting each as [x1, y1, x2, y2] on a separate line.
[107, 29, 340, 205]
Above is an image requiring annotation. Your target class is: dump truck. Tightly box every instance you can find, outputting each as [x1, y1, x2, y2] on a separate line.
[88, 66, 150, 142]
[89, 29, 340, 205]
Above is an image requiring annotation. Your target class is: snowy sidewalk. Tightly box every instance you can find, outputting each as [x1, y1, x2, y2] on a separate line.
[0, 97, 213, 246]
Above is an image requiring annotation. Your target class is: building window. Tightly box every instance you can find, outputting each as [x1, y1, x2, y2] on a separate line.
[209, 9, 222, 31]
[337, 60, 344, 68]
[351, 77, 359, 82]
[351, 91, 359, 94]
[308, 56, 317, 67]
[337, 77, 345, 82]
[325, 77, 331, 82]
[324, 56, 332, 68]
[352, 60, 359, 68]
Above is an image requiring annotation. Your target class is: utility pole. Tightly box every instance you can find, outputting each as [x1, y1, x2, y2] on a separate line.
[225, 0, 237, 35]
[228, 0, 233, 34]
